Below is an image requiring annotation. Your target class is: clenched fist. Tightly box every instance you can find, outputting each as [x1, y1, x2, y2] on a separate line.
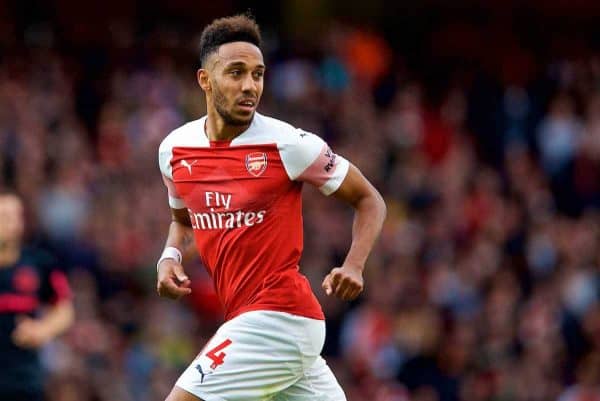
[322, 265, 364, 301]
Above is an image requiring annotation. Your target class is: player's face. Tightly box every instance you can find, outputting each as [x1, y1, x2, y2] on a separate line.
[207, 42, 265, 126]
[0, 195, 24, 242]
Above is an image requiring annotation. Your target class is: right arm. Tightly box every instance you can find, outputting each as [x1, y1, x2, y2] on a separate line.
[156, 207, 195, 300]
[157, 137, 197, 300]
[164, 207, 197, 261]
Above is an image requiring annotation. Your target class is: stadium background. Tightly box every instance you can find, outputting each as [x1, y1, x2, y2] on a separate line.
[2, 0, 600, 400]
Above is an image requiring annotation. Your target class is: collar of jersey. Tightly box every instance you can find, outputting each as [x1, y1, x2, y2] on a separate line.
[203, 113, 260, 147]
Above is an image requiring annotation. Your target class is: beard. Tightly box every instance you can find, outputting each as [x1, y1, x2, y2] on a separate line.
[212, 84, 254, 126]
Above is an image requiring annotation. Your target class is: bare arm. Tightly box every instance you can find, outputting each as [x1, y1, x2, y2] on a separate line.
[164, 208, 197, 261]
[12, 300, 74, 348]
[156, 208, 196, 299]
[322, 164, 386, 301]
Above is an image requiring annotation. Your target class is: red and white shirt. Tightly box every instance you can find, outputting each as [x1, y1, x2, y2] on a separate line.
[159, 113, 350, 321]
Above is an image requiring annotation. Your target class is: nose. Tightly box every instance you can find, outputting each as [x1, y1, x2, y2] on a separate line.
[241, 73, 257, 93]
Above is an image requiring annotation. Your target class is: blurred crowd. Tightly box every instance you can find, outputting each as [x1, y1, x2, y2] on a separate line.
[2, 13, 600, 401]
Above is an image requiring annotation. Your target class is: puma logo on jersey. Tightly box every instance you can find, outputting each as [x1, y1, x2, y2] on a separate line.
[195, 364, 211, 383]
[181, 159, 198, 175]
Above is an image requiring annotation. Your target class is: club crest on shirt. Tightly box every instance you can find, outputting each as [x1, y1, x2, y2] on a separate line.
[245, 152, 267, 177]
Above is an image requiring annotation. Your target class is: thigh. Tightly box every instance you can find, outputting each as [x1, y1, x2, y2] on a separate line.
[276, 356, 347, 401]
[166, 386, 205, 401]
[175, 311, 304, 401]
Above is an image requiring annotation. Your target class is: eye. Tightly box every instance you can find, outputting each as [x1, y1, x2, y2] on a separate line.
[230, 70, 241, 77]
[253, 71, 264, 79]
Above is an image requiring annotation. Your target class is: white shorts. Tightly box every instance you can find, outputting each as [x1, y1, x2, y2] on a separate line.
[175, 310, 346, 401]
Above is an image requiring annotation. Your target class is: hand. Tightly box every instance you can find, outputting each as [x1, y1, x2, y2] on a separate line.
[322, 265, 364, 301]
[157, 259, 192, 300]
[12, 316, 52, 348]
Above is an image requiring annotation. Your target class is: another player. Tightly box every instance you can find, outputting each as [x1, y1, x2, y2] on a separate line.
[156, 14, 386, 401]
[0, 189, 74, 401]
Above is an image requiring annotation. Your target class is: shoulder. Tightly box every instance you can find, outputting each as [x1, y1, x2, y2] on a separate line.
[248, 114, 331, 180]
[255, 113, 326, 153]
[253, 113, 297, 134]
[233, 113, 307, 146]
[158, 117, 207, 177]
[159, 117, 207, 153]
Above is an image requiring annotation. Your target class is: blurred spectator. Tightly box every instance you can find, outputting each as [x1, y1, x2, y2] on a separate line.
[0, 190, 74, 401]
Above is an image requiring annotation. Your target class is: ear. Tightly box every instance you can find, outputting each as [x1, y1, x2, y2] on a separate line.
[197, 69, 211, 92]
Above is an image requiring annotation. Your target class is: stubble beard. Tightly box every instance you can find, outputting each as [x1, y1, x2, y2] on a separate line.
[213, 86, 254, 127]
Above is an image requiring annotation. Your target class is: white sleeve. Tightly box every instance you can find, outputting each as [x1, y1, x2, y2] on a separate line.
[280, 129, 350, 195]
[158, 141, 186, 209]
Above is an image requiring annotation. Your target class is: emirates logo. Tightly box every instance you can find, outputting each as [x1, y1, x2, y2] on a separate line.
[245, 152, 267, 177]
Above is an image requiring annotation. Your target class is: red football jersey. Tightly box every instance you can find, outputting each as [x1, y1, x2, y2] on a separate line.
[159, 113, 349, 321]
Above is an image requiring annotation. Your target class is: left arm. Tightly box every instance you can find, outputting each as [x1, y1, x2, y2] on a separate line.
[322, 164, 386, 301]
[13, 267, 74, 349]
[12, 299, 74, 349]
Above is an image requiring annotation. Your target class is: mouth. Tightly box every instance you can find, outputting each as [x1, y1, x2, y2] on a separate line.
[236, 99, 256, 112]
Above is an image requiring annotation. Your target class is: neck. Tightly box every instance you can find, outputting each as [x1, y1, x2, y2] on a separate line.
[0, 240, 20, 268]
[205, 107, 251, 141]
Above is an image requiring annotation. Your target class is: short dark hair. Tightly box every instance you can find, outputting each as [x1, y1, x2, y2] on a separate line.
[199, 14, 262, 67]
